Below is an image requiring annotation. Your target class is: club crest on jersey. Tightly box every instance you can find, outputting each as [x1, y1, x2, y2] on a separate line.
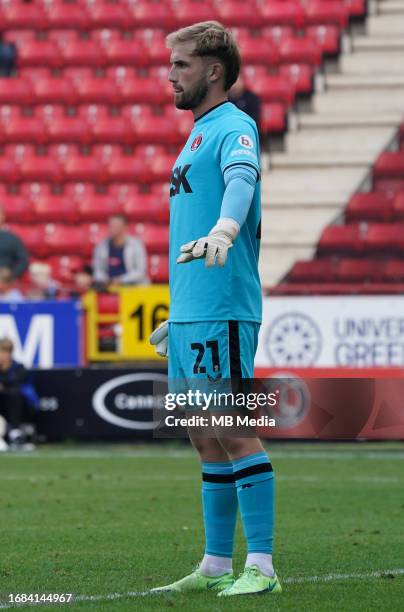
[238, 134, 254, 149]
[191, 134, 203, 151]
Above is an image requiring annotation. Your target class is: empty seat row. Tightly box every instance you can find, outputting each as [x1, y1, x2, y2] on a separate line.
[288, 258, 404, 283]
[6, 223, 169, 258]
[317, 222, 404, 254]
[0, 1, 359, 31]
[270, 283, 404, 296]
[346, 191, 404, 222]
[25, 253, 168, 284]
[373, 152, 404, 193]
[0, 192, 169, 224]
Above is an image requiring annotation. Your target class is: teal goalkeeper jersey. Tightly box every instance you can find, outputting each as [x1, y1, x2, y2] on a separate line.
[169, 101, 262, 324]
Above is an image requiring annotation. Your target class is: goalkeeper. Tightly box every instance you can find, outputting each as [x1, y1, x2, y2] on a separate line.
[149, 21, 281, 597]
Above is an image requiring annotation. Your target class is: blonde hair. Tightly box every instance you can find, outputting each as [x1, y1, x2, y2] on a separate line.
[166, 21, 241, 91]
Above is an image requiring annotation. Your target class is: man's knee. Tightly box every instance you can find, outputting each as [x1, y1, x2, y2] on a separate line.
[216, 436, 264, 459]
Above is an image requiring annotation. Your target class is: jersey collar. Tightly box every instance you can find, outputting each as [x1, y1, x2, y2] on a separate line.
[194, 100, 232, 125]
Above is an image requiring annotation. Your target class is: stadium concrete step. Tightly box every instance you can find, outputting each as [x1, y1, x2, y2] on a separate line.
[325, 74, 404, 90]
[284, 128, 393, 156]
[298, 112, 403, 129]
[259, 0, 404, 288]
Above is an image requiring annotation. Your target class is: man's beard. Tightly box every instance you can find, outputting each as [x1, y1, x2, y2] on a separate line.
[175, 77, 209, 110]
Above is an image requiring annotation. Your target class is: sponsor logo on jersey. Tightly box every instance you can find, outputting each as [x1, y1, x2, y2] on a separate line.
[238, 134, 254, 149]
[170, 164, 193, 197]
[191, 133, 203, 151]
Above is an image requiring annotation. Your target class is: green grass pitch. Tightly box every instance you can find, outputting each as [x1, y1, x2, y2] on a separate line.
[1, 442, 404, 611]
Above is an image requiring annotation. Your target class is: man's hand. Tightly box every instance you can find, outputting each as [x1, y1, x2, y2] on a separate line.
[149, 320, 168, 357]
[177, 218, 240, 268]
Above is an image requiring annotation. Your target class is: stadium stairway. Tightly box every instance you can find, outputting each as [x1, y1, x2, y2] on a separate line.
[260, 0, 404, 287]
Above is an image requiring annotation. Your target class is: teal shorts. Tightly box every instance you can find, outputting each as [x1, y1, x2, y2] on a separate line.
[168, 321, 260, 383]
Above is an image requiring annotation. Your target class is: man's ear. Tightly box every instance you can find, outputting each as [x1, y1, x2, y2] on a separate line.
[208, 62, 223, 84]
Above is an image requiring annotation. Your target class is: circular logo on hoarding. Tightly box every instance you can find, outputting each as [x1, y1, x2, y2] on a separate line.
[92, 373, 168, 430]
[265, 312, 322, 366]
[191, 134, 203, 151]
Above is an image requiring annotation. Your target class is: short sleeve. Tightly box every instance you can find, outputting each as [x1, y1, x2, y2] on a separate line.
[220, 123, 260, 179]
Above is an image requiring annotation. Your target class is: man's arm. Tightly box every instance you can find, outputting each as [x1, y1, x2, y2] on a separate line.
[92, 241, 109, 284]
[120, 237, 149, 284]
[177, 163, 257, 267]
[10, 233, 29, 279]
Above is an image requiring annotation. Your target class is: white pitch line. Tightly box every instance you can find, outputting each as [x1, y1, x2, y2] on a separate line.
[0, 568, 403, 609]
[3, 450, 404, 460]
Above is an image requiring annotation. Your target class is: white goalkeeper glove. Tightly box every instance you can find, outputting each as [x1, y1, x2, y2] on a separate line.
[177, 217, 240, 268]
[149, 320, 168, 357]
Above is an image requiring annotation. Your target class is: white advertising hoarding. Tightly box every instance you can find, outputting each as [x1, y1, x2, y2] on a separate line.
[256, 296, 404, 368]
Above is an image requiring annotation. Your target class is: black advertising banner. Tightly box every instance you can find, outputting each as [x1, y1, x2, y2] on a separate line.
[33, 368, 168, 441]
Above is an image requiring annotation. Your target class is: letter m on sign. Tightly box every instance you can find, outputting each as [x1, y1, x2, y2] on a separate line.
[0, 315, 54, 367]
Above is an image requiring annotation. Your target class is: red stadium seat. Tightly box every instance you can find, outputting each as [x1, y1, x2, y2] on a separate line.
[262, 26, 294, 45]
[305, 1, 349, 28]
[317, 224, 364, 253]
[135, 116, 187, 146]
[173, 2, 217, 27]
[306, 25, 341, 56]
[261, 103, 287, 134]
[3, 3, 46, 28]
[373, 152, 404, 193]
[336, 259, 384, 282]
[279, 64, 314, 95]
[86, 1, 131, 29]
[46, 255, 85, 282]
[97, 292, 119, 314]
[132, 2, 176, 29]
[215, 1, 261, 27]
[382, 260, 404, 282]
[135, 224, 169, 254]
[3, 30, 36, 45]
[148, 154, 178, 183]
[344, 0, 367, 19]
[392, 192, 404, 219]
[19, 154, 62, 182]
[0, 79, 33, 105]
[16, 40, 62, 68]
[148, 254, 169, 283]
[245, 75, 295, 105]
[117, 76, 169, 105]
[144, 38, 170, 66]
[259, 2, 306, 27]
[43, 3, 90, 29]
[8, 224, 47, 257]
[288, 259, 337, 282]
[44, 224, 88, 256]
[63, 154, 107, 183]
[106, 154, 150, 183]
[0, 116, 45, 144]
[237, 38, 280, 66]
[73, 76, 121, 105]
[89, 116, 135, 145]
[77, 195, 119, 222]
[58, 39, 104, 67]
[364, 223, 403, 252]
[123, 193, 170, 224]
[44, 115, 91, 145]
[346, 192, 394, 222]
[33, 75, 76, 105]
[103, 39, 148, 67]
[0, 194, 33, 223]
[33, 196, 78, 224]
[279, 37, 322, 67]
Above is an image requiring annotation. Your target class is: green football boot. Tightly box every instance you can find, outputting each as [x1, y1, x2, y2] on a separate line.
[150, 567, 234, 594]
[218, 565, 282, 596]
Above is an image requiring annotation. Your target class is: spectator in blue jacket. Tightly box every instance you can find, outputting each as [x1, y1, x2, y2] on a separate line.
[0, 337, 39, 449]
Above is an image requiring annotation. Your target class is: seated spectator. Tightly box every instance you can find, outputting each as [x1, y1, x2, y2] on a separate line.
[70, 265, 94, 298]
[229, 75, 262, 135]
[27, 262, 59, 300]
[92, 214, 149, 288]
[0, 268, 24, 302]
[0, 338, 39, 450]
[0, 37, 16, 77]
[0, 205, 29, 281]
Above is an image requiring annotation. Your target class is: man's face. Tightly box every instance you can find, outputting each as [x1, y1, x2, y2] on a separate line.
[0, 347, 12, 367]
[169, 41, 210, 110]
[108, 217, 126, 240]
